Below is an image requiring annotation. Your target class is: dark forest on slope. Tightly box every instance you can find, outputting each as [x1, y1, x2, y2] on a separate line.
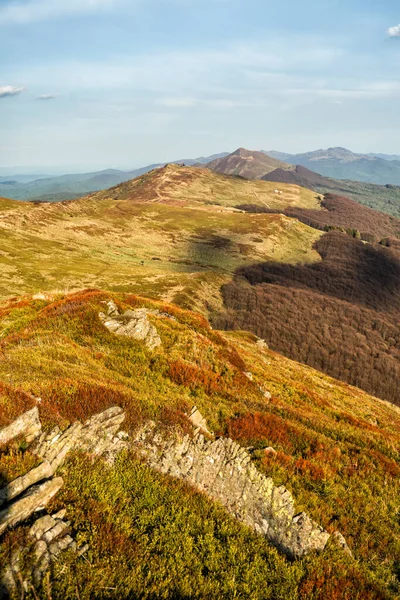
[237, 193, 400, 242]
[212, 232, 400, 406]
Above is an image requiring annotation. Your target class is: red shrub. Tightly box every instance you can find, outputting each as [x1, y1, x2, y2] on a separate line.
[168, 360, 221, 394]
[227, 412, 296, 451]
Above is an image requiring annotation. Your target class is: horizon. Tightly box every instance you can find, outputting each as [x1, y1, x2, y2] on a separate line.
[1, 0, 400, 168]
[1, 144, 400, 176]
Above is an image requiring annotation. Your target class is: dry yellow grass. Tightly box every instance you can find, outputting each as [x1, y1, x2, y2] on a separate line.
[0, 166, 322, 308]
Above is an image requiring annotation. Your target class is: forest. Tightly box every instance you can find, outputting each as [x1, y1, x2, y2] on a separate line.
[237, 193, 400, 242]
[213, 232, 400, 406]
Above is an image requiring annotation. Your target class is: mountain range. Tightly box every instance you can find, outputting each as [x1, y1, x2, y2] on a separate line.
[0, 153, 229, 202]
[264, 147, 400, 185]
[4, 145, 400, 205]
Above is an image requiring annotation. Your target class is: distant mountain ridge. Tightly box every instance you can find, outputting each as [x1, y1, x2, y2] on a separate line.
[264, 147, 400, 185]
[263, 164, 400, 219]
[0, 152, 229, 202]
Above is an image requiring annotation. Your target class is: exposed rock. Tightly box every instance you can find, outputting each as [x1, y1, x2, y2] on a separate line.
[132, 422, 332, 559]
[188, 407, 213, 437]
[0, 461, 53, 507]
[0, 407, 41, 446]
[256, 338, 268, 351]
[34, 406, 129, 467]
[99, 300, 162, 350]
[0, 478, 64, 536]
[0, 406, 128, 596]
[264, 447, 277, 457]
[332, 530, 353, 557]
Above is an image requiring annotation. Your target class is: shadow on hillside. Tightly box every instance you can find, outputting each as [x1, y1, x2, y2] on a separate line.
[234, 231, 400, 313]
[188, 231, 234, 269]
[211, 231, 400, 406]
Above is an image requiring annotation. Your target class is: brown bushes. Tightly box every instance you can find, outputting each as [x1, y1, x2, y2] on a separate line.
[239, 192, 400, 241]
[213, 232, 400, 405]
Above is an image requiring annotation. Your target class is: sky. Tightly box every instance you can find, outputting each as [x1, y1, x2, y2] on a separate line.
[1, 0, 400, 171]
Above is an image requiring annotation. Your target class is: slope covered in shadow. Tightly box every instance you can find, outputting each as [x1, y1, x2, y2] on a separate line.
[238, 192, 400, 242]
[212, 232, 400, 405]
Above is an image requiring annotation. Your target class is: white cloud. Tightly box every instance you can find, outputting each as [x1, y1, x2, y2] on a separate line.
[0, 85, 25, 98]
[0, 0, 120, 25]
[388, 24, 400, 37]
[36, 94, 58, 100]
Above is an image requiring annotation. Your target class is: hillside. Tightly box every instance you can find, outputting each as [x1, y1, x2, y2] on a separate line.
[0, 153, 229, 203]
[0, 165, 321, 309]
[263, 165, 400, 218]
[240, 188, 400, 242]
[0, 290, 400, 599]
[264, 147, 400, 185]
[206, 148, 290, 179]
[1, 166, 400, 407]
[213, 231, 400, 405]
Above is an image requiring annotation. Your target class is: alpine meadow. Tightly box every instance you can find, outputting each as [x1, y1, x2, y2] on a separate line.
[1, 1, 400, 599]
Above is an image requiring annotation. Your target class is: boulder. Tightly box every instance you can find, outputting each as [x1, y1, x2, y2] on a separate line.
[99, 301, 161, 350]
[0, 478, 64, 536]
[0, 407, 41, 446]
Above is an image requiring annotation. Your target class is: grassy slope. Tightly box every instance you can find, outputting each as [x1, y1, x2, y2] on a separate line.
[0, 290, 399, 599]
[263, 166, 400, 219]
[0, 165, 321, 313]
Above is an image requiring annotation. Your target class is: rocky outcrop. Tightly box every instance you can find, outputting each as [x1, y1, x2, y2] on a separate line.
[2, 508, 88, 593]
[1, 402, 350, 599]
[99, 300, 162, 349]
[0, 478, 64, 537]
[0, 408, 41, 446]
[133, 421, 331, 559]
[0, 406, 128, 597]
[34, 406, 129, 468]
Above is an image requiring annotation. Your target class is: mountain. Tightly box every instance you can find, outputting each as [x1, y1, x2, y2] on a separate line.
[0, 153, 230, 202]
[263, 164, 400, 218]
[1, 165, 400, 598]
[264, 147, 400, 185]
[367, 152, 400, 161]
[206, 147, 290, 179]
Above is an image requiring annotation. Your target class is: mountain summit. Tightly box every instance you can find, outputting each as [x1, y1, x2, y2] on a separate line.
[206, 148, 290, 179]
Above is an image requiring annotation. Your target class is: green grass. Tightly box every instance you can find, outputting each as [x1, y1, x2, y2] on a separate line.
[0, 290, 399, 599]
[0, 169, 322, 307]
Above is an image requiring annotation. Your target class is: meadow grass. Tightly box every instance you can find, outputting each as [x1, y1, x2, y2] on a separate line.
[0, 290, 399, 598]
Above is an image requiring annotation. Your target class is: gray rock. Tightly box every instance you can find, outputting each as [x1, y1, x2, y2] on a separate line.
[0, 461, 53, 507]
[0, 407, 41, 446]
[99, 302, 161, 350]
[29, 514, 56, 540]
[188, 407, 213, 437]
[332, 530, 353, 557]
[133, 423, 335, 559]
[34, 406, 128, 468]
[0, 478, 64, 536]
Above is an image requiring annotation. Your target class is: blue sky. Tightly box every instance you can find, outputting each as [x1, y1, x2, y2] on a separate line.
[1, 0, 400, 170]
